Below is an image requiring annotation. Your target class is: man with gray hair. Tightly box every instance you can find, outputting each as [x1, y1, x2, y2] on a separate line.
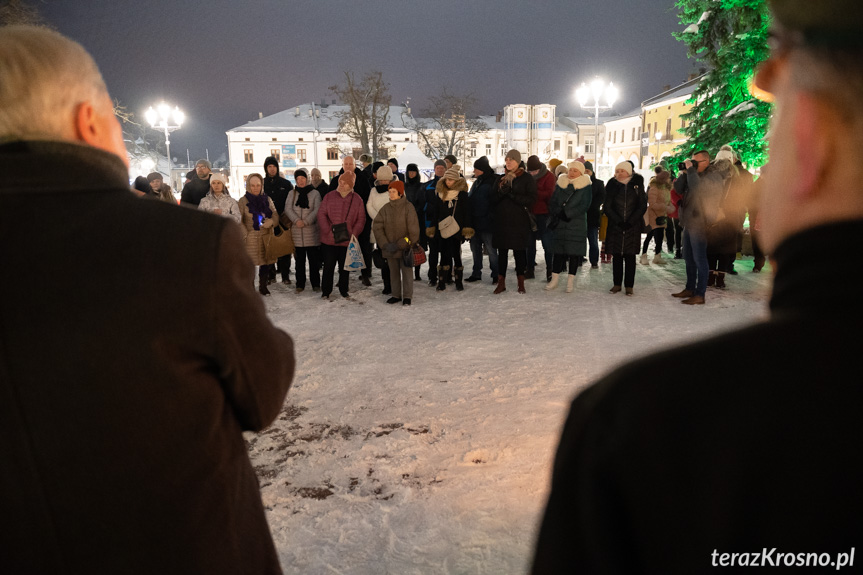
[532, 1, 863, 572]
[0, 26, 294, 574]
[180, 157, 212, 206]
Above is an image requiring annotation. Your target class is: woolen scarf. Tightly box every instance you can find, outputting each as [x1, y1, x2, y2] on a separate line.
[245, 192, 272, 230]
[501, 167, 524, 188]
[294, 185, 313, 209]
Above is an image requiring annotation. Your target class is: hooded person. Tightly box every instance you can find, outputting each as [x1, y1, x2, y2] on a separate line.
[403, 162, 426, 280]
[426, 164, 473, 291]
[284, 168, 322, 294]
[603, 161, 647, 295]
[466, 155, 500, 284]
[372, 180, 420, 305]
[132, 175, 149, 197]
[368, 165, 397, 294]
[545, 161, 593, 293]
[359, 153, 375, 186]
[262, 156, 294, 285]
[526, 155, 557, 281]
[491, 149, 538, 294]
[387, 157, 405, 182]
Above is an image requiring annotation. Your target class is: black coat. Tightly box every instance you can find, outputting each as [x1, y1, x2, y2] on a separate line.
[603, 174, 647, 255]
[263, 174, 293, 214]
[468, 172, 499, 233]
[404, 174, 425, 226]
[492, 169, 538, 250]
[532, 221, 863, 574]
[586, 174, 606, 228]
[0, 140, 295, 574]
[179, 173, 211, 206]
[430, 187, 472, 242]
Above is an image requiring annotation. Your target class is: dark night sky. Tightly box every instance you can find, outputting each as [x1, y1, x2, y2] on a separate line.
[40, 0, 696, 164]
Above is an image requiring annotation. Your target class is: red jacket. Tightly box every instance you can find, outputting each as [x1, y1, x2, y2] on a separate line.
[531, 168, 557, 215]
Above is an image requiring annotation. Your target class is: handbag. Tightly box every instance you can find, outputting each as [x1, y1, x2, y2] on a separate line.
[547, 188, 578, 230]
[438, 197, 460, 239]
[372, 248, 385, 269]
[403, 242, 427, 267]
[331, 194, 354, 244]
[279, 211, 293, 230]
[264, 224, 294, 260]
[525, 207, 538, 232]
[655, 216, 667, 226]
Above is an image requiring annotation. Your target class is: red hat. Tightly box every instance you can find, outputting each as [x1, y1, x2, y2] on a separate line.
[388, 180, 405, 197]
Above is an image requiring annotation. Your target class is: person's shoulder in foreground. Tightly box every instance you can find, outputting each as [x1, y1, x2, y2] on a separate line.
[0, 25, 294, 574]
[532, 0, 863, 572]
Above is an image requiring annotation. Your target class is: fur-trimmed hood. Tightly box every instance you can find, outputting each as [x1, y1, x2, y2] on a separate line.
[436, 176, 468, 200]
[556, 173, 592, 190]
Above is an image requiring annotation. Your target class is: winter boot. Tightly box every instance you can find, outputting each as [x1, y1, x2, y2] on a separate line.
[493, 276, 506, 294]
[566, 275, 576, 293]
[382, 270, 392, 295]
[653, 253, 667, 265]
[437, 266, 449, 291]
[454, 266, 464, 291]
[517, 275, 526, 294]
[258, 279, 270, 296]
[716, 271, 727, 289]
[675, 249, 683, 259]
[544, 273, 560, 291]
[640, 253, 650, 265]
[414, 266, 421, 281]
[707, 271, 716, 287]
[524, 268, 535, 279]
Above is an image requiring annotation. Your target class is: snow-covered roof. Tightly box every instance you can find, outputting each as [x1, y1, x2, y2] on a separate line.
[228, 104, 413, 134]
[641, 75, 705, 108]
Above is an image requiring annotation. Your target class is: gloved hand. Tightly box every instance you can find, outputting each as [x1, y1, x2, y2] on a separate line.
[261, 218, 274, 229]
[461, 227, 475, 239]
[426, 226, 436, 238]
[383, 242, 398, 257]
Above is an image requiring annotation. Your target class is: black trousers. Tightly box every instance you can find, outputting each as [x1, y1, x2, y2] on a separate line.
[707, 252, 734, 273]
[612, 254, 637, 288]
[358, 230, 373, 279]
[439, 236, 463, 269]
[427, 238, 440, 281]
[294, 246, 321, 289]
[672, 219, 683, 253]
[642, 227, 664, 255]
[552, 253, 581, 274]
[498, 249, 527, 277]
[321, 244, 349, 297]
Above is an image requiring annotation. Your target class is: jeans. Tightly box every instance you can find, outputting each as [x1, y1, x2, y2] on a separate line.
[587, 226, 599, 265]
[683, 228, 709, 297]
[526, 214, 553, 273]
[469, 231, 499, 280]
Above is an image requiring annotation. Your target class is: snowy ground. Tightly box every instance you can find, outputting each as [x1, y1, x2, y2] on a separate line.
[248, 245, 773, 575]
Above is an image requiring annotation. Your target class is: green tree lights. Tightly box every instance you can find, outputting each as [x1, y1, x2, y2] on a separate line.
[672, 0, 772, 169]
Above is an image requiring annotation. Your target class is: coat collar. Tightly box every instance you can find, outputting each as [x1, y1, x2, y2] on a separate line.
[3, 139, 129, 193]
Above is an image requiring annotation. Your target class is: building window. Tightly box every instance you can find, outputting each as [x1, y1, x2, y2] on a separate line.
[681, 118, 687, 130]
[244, 137, 250, 142]
[352, 148, 363, 159]
[298, 138, 304, 142]
[244, 149, 254, 163]
[554, 139, 560, 151]
[326, 148, 339, 160]
[665, 119, 672, 139]
[272, 138, 277, 142]
[653, 122, 658, 135]
[567, 144, 573, 158]
[486, 143, 492, 156]
[405, 137, 410, 142]
[584, 138, 594, 154]
[297, 149, 307, 163]
[612, 131, 616, 144]
[621, 129, 625, 142]
[329, 170, 339, 180]
[270, 149, 280, 162]
[632, 127, 636, 141]
[470, 142, 477, 158]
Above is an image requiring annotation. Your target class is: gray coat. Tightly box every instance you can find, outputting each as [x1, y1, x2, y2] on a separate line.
[284, 186, 321, 247]
[679, 165, 727, 233]
[549, 175, 592, 256]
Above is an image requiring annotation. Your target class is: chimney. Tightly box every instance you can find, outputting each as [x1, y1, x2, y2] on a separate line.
[258, 112, 263, 119]
[316, 109, 320, 117]
[496, 110, 502, 122]
[294, 107, 300, 116]
[308, 109, 313, 117]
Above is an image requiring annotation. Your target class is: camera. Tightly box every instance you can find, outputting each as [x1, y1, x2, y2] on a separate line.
[677, 162, 687, 172]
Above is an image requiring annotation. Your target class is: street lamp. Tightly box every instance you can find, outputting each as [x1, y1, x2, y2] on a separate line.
[576, 78, 618, 164]
[145, 102, 184, 176]
[655, 131, 663, 166]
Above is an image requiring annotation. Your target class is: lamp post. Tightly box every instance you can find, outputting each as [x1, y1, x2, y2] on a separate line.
[654, 131, 663, 167]
[575, 78, 618, 164]
[575, 78, 619, 165]
[145, 102, 184, 177]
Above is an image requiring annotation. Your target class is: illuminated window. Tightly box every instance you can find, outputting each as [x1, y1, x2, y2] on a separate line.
[244, 149, 254, 163]
[298, 149, 307, 163]
[326, 148, 339, 160]
[270, 149, 280, 162]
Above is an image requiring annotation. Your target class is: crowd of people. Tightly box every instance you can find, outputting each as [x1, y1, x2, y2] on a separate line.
[147, 143, 760, 306]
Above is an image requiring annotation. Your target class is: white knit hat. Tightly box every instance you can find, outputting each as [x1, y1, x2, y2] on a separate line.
[615, 161, 633, 175]
[568, 161, 586, 174]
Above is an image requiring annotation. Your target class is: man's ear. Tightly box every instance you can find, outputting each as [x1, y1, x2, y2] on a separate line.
[73, 101, 100, 146]
[792, 92, 834, 199]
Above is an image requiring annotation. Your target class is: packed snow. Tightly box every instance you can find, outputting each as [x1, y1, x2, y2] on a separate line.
[249, 244, 772, 574]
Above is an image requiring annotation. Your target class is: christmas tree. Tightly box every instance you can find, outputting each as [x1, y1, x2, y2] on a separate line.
[670, 0, 772, 169]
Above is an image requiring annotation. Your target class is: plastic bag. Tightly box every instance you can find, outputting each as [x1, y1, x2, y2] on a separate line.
[345, 234, 366, 271]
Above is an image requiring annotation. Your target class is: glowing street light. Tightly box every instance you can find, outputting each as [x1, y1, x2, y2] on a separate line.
[575, 78, 618, 164]
[145, 102, 184, 174]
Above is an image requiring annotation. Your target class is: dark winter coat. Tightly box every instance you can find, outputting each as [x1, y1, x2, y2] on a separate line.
[548, 174, 592, 256]
[179, 173, 211, 206]
[586, 173, 605, 228]
[468, 171, 498, 234]
[530, 165, 556, 215]
[492, 169, 538, 250]
[372, 195, 421, 260]
[263, 174, 294, 214]
[422, 175, 441, 228]
[532, 220, 863, 574]
[404, 166, 425, 226]
[603, 174, 647, 255]
[0, 140, 294, 575]
[429, 177, 472, 241]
